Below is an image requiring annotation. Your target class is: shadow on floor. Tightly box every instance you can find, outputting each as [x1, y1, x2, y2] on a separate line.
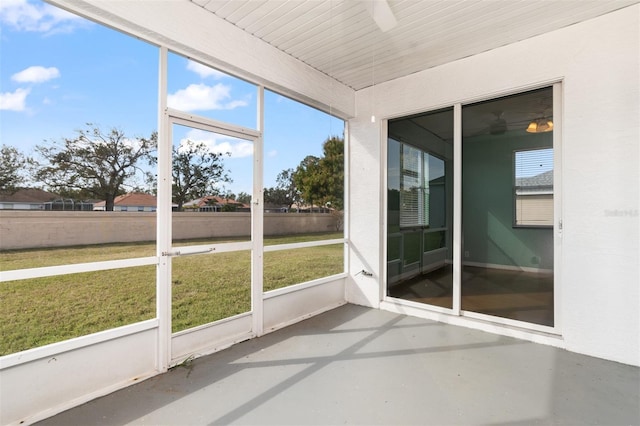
[37, 304, 639, 426]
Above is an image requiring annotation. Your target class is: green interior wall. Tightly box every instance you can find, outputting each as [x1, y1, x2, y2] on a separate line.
[462, 131, 553, 270]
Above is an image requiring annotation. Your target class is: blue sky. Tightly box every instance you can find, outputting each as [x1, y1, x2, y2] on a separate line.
[0, 0, 344, 196]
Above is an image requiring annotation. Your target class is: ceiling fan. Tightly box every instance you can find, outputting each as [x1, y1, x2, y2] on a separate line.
[472, 111, 508, 136]
[364, 0, 398, 32]
[488, 112, 508, 135]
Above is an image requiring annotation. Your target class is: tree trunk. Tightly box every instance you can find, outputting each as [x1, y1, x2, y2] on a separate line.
[105, 195, 115, 211]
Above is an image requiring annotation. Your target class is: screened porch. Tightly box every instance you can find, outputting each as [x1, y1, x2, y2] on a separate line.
[1, 1, 639, 425]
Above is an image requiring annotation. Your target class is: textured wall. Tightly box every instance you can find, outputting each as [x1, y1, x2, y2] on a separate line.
[0, 211, 339, 250]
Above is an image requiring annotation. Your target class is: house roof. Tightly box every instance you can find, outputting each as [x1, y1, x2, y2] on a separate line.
[0, 188, 59, 203]
[516, 170, 553, 188]
[184, 196, 248, 208]
[93, 192, 158, 208]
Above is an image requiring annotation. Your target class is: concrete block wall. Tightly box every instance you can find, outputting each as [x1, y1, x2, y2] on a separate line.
[0, 211, 339, 250]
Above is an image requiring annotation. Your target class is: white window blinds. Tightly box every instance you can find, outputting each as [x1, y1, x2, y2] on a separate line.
[400, 145, 431, 228]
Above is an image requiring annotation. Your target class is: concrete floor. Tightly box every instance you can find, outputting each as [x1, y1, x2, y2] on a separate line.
[38, 304, 639, 425]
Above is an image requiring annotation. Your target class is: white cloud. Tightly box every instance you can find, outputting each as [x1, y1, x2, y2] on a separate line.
[0, 88, 30, 111]
[167, 83, 248, 111]
[12, 66, 60, 83]
[122, 137, 149, 151]
[212, 139, 253, 158]
[224, 99, 249, 109]
[181, 129, 253, 159]
[186, 60, 227, 79]
[267, 150, 278, 158]
[0, 0, 89, 35]
[78, 133, 146, 152]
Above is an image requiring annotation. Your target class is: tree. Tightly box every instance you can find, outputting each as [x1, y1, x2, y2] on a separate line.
[292, 136, 344, 211]
[220, 202, 237, 212]
[0, 145, 28, 194]
[236, 191, 251, 204]
[317, 136, 344, 211]
[293, 155, 321, 211]
[34, 124, 156, 211]
[263, 187, 290, 207]
[172, 139, 231, 211]
[276, 168, 301, 209]
[220, 189, 236, 201]
[263, 168, 299, 210]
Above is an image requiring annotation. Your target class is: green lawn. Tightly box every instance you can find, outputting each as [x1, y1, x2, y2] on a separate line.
[0, 233, 343, 356]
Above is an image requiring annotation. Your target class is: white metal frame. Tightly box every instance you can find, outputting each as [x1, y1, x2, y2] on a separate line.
[0, 251, 160, 371]
[253, 86, 265, 337]
[157, 45, 172, 372]
[0, 62, 346, 378]
[159, 63, 349, 366]
[162, 107, 260, 364]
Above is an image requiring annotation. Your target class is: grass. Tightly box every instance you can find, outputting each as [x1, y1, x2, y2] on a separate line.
[0, 233, 343, 356]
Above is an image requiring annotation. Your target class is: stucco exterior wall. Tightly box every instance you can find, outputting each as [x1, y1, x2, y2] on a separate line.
[349, 5, 639, 366]
[0, 211, 339, 250]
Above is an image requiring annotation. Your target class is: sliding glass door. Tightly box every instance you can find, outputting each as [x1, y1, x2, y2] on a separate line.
[461, 87, 554, 327]
[386, 86, 557, 329]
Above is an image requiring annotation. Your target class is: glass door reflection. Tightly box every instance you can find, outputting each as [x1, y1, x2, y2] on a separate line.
[387, 108, 454, 309]
[461, 87, 554, 327]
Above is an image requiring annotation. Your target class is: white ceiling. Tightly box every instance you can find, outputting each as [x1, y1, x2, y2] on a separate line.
[190, 0, 637, 91]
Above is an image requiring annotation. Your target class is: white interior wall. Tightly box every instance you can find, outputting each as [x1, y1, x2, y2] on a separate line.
[347, 118, 385, 308]
[348, 5, 639, 366]
[263, 279, 347, 333]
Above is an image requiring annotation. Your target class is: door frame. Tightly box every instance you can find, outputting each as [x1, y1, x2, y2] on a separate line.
[158, 107, 263, 365]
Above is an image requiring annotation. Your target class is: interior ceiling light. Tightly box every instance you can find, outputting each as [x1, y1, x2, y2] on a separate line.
[526, 118, 554, 133]
[366, 0, 397, 32]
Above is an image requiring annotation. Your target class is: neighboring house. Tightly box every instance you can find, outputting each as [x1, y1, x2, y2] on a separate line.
[291, 203, 332, 213]
[0, 188, 58, 210]
[93, 192, 158, 212]
[45, 199, 94, 211]
[515, 170, 553, 226]
[183, 195, 250, 212]
[185, 198, 330, 213]
[515, 169, 553, 194]
[263, 202, 289, 213]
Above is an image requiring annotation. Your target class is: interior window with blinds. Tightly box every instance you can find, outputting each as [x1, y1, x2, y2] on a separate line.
[400, 144, 424, 227]
[514, 148, 554, 226]
[400, 144, 445, 228]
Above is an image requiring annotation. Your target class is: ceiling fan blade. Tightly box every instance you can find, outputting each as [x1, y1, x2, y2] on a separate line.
[367, 0, 397, 32]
